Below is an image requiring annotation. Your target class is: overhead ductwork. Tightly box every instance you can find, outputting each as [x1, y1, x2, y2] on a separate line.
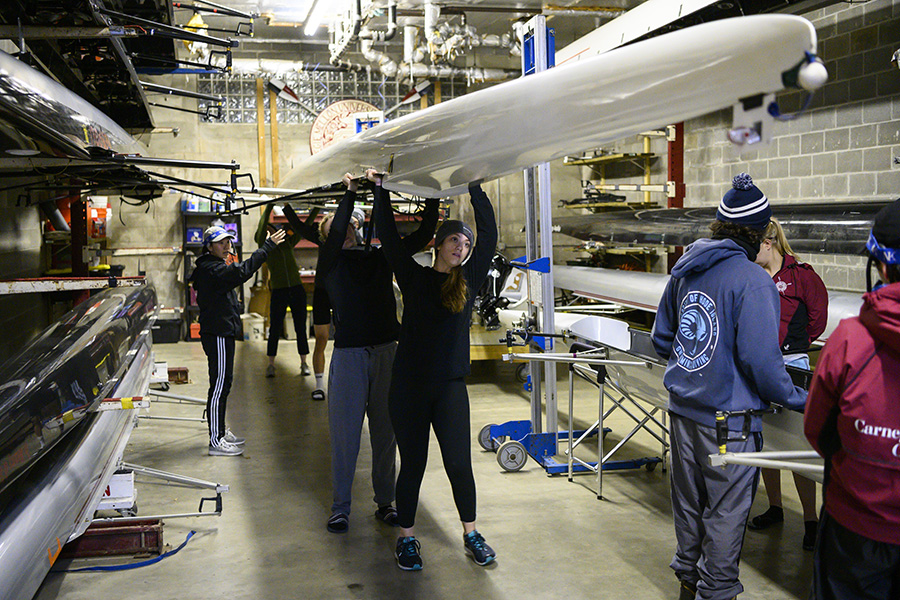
[359, 0, 398, 42]
[358, 39, 513, 84]
[229, 59, 346, 74]
[328, 0, 520, 81]
[331, 0, 398, 64]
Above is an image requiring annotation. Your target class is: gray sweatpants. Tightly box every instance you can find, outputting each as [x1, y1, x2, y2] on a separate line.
[328, 342, 397, 516]
[669, 412, 762, 600]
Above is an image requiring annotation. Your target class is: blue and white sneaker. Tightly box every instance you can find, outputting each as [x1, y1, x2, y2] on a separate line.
[463, 530, 495, 566]
[396, 536, 423, 571]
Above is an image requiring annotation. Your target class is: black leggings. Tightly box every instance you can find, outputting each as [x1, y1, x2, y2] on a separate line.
[390, 376, 476, 528]
[267, 284, 309, 357]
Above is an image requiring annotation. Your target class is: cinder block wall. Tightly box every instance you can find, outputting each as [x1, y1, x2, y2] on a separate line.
[603, 0, 900, 291]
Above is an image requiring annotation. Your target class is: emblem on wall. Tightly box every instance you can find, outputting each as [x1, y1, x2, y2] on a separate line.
[309, 99, 381, 155]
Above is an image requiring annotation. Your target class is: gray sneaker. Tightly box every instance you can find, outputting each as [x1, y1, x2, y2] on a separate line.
[224, 429, 245, 446]
[209, 439, 243, 456]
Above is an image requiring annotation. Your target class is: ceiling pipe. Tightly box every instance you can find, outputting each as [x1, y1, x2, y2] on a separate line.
[396, 5, 625, 17]
[403, 25, 426, 64]
[329, 0, 363, 63]
[230, 58, 347, 73]
[360, 38, 514, 83]
[359, 0, 398, 42]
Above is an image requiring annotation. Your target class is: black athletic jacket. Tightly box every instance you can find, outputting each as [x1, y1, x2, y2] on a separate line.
[374, 183, 497, 381]
[316, 189, 438, 348]
[190, 239, 276, 337]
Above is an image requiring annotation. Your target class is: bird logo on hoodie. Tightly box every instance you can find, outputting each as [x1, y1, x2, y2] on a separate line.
[674, 291, 719, 372]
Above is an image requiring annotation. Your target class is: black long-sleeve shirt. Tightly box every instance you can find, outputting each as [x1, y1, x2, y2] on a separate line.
[374, 183, 497, 381]
[190, 239, 276, 337]
[316, 189, 438, 348]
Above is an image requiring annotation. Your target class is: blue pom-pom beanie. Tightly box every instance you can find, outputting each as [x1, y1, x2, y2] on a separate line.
[716, 173, 771, 230]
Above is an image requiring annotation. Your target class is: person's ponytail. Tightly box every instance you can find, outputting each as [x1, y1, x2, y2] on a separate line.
[441, 267, 468, 313]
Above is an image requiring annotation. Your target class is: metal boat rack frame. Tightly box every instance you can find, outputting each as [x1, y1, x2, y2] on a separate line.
[90, 384, 229, 525]
[143, 388, 207, 424]
[91, 461, 229, 525]
[481, 341, 668, 499]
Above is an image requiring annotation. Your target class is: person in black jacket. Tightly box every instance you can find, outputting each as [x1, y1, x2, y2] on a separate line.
[316, 173, 438, 535]
[369, 169, 498, 571]
[190, 224, 285, 456]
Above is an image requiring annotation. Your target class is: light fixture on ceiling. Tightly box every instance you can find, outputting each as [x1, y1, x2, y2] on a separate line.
[266, 0, 314, 24]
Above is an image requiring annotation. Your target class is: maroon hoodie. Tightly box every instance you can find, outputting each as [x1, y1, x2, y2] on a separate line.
[805, 282, 900, 544]
[773, 254, 828, 353]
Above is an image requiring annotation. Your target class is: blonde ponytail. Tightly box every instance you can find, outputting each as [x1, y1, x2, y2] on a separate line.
[763, 217, 796, 258]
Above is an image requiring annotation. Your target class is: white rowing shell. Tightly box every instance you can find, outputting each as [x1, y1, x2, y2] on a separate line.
[281, 15, 818, 198]
[552, 264, 862, 344]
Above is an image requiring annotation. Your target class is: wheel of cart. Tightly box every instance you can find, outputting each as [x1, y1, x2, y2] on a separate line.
[514, 362, 529, 383]
[478, 423, 507, 452]
[497, 440, 528, 472]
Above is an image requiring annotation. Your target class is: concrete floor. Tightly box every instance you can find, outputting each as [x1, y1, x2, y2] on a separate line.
[36, 337, 814, 600]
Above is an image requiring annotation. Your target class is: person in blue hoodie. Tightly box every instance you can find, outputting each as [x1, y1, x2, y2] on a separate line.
[651, 173, 807, 600]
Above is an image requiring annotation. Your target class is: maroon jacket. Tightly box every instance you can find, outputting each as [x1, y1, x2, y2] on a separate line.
[773, 254, 828, 353]
[804, 282, 900, 545]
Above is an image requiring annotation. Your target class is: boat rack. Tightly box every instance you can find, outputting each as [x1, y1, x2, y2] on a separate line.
[480, 323, 668, 499]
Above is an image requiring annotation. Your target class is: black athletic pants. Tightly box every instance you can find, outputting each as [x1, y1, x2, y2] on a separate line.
[267, 284, 310, 357]
[201, 334, 235, 444]
[390, 376, 476, 528]
[811, 509, 900, 599]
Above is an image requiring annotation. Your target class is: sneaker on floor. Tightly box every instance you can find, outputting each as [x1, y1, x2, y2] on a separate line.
[300, 364, 311, 376]
[208, 439, 244, 456]
[311, 389, 326, 401]
[747, 506, 784, 530]
[375, 505, 399, 526]
[396, 536, 423, 571]
[327, 512, 349, 534]
[265, 364, 275, 378]
[463, 530, 496, 566]
[803, 520, 818, 551]
[223, 428, 245, 446]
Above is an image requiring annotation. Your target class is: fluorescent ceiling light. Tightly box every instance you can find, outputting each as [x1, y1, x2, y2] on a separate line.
[267, 0, 314, 23]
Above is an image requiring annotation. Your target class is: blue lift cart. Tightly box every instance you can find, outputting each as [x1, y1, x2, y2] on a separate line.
[480, 330, 665, 499]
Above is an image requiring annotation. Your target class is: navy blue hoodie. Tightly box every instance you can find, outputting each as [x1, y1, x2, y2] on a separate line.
[651, 237, 807, 432]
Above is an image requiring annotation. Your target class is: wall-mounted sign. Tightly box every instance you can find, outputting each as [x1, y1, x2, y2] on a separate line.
[309, 99, 381, 155]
